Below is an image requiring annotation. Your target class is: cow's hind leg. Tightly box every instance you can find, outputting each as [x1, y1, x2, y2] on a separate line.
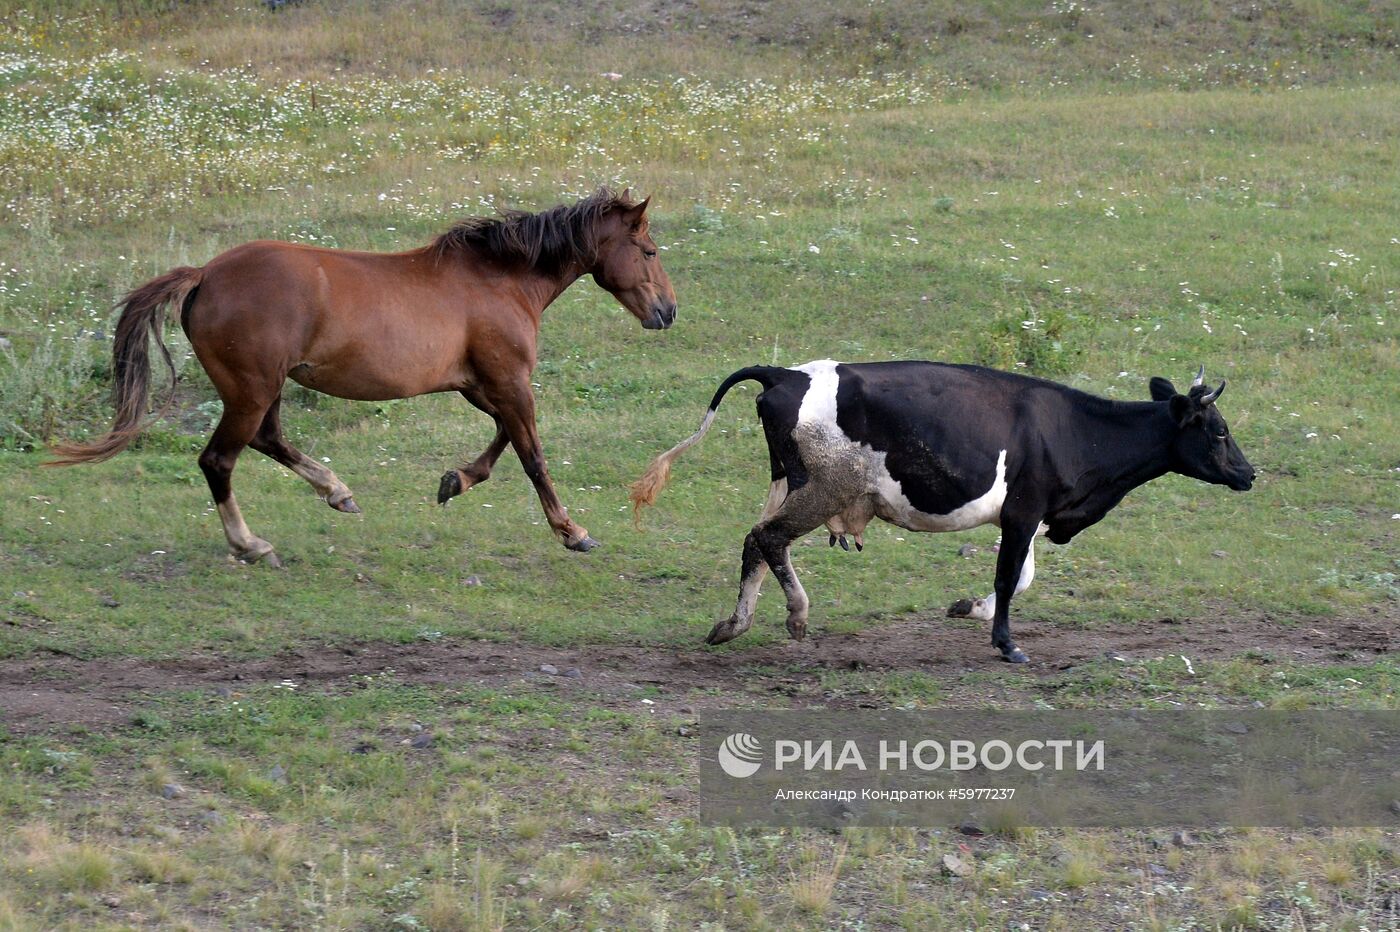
[717, 481, 836, 644]
[706, 479, 786, 645]
[201, 404, 280, 566]
[250, 396, 359, 513]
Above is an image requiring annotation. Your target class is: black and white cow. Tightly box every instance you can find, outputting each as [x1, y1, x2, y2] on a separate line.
[630, 360, 1254, 663]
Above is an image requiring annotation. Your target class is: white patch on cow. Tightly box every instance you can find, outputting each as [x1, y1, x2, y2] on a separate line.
[874, 450, 1007, 532]
[794, 359, 842, 426]
[788, 359, 1008, 535]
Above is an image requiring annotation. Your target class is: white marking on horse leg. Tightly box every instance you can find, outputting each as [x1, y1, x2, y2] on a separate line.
[287, 453, 353, 505]
[217, 495, 276, 561]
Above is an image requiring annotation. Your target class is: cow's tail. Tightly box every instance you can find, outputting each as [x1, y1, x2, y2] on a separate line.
[47, 266, 202, 466]
[629, 365, 789, 525]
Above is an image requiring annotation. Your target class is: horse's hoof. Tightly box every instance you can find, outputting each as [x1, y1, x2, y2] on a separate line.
[786, 619, 807, 641]
[565, 535, 599, 552]
[234, 547, 281, 568]
[705, 617, 748, 645]
[330, 496, 361, 514]
[1001, 647, 1029, 664]
[947, 598, 975, 618]
[437, 470, 463, 505]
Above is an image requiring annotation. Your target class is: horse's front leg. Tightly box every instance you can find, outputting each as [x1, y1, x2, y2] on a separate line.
[492, 381, 597, 552]
[438, 417, 510, 504]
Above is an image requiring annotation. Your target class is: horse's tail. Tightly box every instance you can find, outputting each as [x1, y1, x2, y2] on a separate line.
[47, 266, 202, 465]
[629, 365, 790, 524]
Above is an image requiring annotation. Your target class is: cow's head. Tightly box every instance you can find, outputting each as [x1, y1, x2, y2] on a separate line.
[1150, 367, 1255, 491]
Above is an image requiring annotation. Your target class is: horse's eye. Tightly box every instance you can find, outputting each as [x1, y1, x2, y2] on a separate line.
[1215, 429, 1229, 440]
[643, 249, 657, 260]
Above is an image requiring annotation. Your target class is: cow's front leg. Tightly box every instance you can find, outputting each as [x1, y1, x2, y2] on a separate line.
[987, 521, 1040, 663]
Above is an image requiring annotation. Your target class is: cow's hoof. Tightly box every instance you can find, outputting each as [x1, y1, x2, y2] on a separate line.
[565, 535, 600, 553]
[1000, 647, 1029, 664]
[330, 495, 361, 514]
[705, 616, 750, 645]
[947, 598, 975, 618]
[437, 470, 463, 505]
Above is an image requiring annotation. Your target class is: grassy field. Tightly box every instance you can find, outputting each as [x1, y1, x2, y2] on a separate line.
[1, 1, 1398, 928]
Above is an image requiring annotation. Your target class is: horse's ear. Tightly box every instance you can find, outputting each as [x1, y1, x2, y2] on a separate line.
[620, 196, 651, 232]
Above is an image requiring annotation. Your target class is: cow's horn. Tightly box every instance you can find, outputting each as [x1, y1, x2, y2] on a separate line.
[1200, 380, 1225, 405]
[1191, 365, 1206, 388]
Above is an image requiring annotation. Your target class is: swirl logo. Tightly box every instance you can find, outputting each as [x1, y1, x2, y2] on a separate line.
[717, 732, 763, 778]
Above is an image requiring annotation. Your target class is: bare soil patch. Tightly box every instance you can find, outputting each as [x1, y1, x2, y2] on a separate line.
[1, 609, 1394, 734]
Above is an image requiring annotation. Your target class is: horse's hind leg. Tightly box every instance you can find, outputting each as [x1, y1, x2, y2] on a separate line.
[200, 404, 280, 566]
[250, 396, 359, 513]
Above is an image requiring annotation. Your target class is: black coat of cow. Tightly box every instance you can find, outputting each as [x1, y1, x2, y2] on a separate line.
[631, 360, 1255, 663]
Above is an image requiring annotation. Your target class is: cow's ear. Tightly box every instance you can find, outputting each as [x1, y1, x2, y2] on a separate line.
[1168, 394, 1195, 426]
[1149, 377, 1177, 402]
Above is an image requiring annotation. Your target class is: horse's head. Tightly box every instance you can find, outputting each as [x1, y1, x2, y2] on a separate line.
[591, 192, 677, 330]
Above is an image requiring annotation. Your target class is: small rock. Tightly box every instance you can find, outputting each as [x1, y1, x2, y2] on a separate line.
[101, 895, 121, 909]
[663, 787, 689, 801]
[676, 726, 693, 737]
[0, 336, 11, 351]
[563, 667, 582, 678]
[941, 853, 974, 878]
[350, 741, 376, 755]
[1029, 889, 1052, 901]
[267, 765, 288, 784]
[957, 544, 978, 558]
[1211, 550, 1229, 559]
[101, 597, 120, 608]
[198, 809, 224, 827]
[1223, 721, 1249, 735]
[409, 732, 434, 750]
[678, 705, 695, 715]
[1149, 835, 1170, 850]
[1251, 700, 1266, 708]
[1172, 830, 1197, 848]
[213, 685, 233, 698]
[539, 663, 559, 676]
[160, 783, 186, 800]
[957, 820, 985, 837]
[1148, 862, 1170, 877]
[1388, 800, 1400, 816]
[462, 575, 483, 587]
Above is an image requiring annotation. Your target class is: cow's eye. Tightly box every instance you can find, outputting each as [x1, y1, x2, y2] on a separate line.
[1215, 429, 1229, 440]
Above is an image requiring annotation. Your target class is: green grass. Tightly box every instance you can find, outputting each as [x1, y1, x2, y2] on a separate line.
[1, 1, 1398, 928]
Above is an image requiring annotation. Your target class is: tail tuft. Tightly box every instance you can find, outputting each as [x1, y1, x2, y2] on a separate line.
[629, 410, 715, 526]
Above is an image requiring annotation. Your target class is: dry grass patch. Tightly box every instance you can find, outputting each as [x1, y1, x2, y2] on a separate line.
[789, 839, 848, 917]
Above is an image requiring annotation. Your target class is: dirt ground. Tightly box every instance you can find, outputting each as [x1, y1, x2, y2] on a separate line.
[2, 609, 1395, 735]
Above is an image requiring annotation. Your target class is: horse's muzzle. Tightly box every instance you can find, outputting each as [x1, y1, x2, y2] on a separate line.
[643, 301, 678, 330]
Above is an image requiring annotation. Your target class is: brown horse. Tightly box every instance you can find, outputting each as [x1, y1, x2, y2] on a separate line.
[50, 188, 677, 565]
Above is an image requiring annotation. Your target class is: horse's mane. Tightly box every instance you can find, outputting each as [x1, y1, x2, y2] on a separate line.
[432, 187, 636, 271]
